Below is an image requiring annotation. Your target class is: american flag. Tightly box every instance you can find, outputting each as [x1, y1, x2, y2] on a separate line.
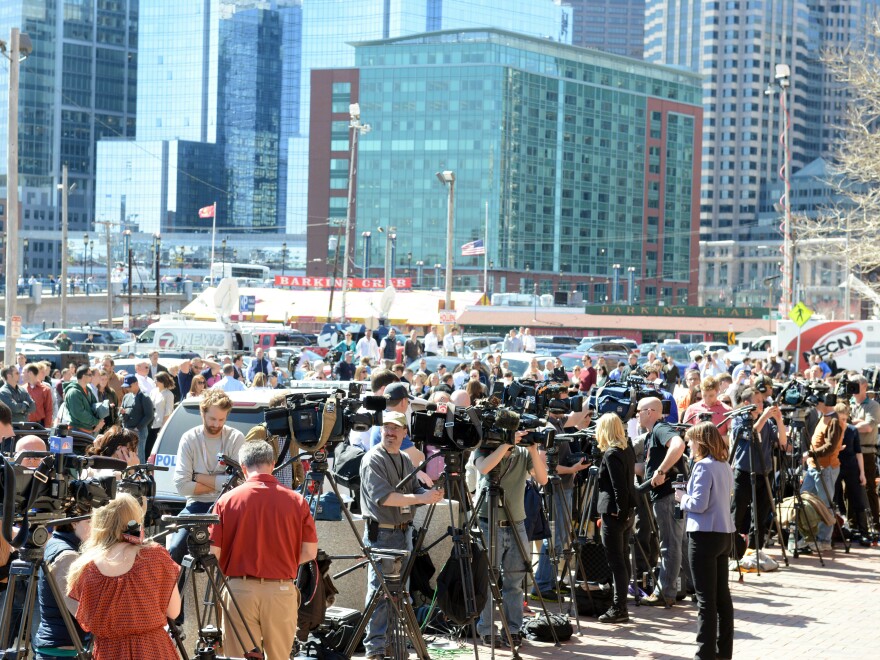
[461, 238, 485, 256]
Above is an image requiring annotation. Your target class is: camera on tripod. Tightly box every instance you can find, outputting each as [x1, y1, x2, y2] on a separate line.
[116, 463, 168, 501]
[0, 428, 123, 545]
[264, 383, 385, 452]
[410, 402, 483, 452]
[777, 378, 834, 413]
[587, 374, 670, 422]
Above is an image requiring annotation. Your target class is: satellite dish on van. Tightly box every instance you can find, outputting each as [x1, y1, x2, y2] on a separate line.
[378, 286, 396, 318]
[213, 278, 240, 319]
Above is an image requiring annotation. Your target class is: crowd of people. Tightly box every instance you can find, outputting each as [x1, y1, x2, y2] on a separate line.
[2, 325, 878, 660]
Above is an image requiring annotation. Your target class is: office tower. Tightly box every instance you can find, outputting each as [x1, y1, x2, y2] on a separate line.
[563, 0, 645, 58]
[308, 29, 702, 303]
[0, 0, 138, 276]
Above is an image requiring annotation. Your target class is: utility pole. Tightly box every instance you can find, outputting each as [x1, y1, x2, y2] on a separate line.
[340, 103, 371, 323]
[154, 234, 161, 317]
[94, 219, 116, 326]
[58, 165, 75, 328]
[436, 171, 456, 313]
[123, 230, 132, 329]
[3, 29, 29, 360]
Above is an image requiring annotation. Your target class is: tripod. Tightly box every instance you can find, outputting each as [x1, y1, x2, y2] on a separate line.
[163, 516, 262, 660]
[467, 456, 561, 655]
[780, 420, 827, 565]
[0, 519, 90, 660]
[410, 450, 482, 658]
[628, 487, 659, 605]
[735, 416, 789, 574]
[538, 445, 586, 631]
[295, 446, 430, 660]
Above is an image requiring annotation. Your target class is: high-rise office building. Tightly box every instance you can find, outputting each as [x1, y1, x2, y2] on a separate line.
[308, 29, 702, 303]
[286, 0, 573, 236]
[96, 0, 300, 236]
[645, 0, 877, 305]
[563, 0, 645, 58]
[0, 0, 138, 276]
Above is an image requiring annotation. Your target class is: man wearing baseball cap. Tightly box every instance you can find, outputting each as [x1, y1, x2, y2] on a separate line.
[119, 374, 154, 463]
[359, 410, 443, 660]
[367, 382, 424, 465]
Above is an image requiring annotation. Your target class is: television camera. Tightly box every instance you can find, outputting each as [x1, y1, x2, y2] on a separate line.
[264, 383, 386, 452]
[587, 373, 669, 422]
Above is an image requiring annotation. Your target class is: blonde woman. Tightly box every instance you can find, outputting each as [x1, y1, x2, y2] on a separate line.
[67, 494, 180, 659]
[595, 413, 635, 624]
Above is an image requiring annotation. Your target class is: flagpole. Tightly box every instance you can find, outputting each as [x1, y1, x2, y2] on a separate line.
[483, 201, 489, 295]
[209, 201, 217, 281]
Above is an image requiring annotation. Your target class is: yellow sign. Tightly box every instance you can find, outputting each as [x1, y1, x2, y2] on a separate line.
[727, 331, 736, 346]
[788, 302, 813, 327]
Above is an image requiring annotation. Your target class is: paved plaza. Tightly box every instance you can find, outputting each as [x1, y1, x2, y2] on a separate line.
[370, 543, 879, 659]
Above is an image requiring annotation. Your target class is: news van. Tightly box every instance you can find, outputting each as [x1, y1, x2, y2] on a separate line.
[118, 318, 254, 356]
[777, 320, 880, 373]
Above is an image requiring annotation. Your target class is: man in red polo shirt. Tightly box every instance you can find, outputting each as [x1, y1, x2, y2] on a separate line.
[210, 440, 318, 659]
[579, 354, 597, 392]
[682, 375, 732, 437]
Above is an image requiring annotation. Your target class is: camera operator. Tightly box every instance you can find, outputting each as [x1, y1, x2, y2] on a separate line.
[675, 369, 701, 418]
[34, 516, 92, 659]
[532, 397, 591, 599]
[730, 388, 788, 553]
[849, 374, 880, 531]
[682, 376, 732, 438]
[209, 440, 318, 660]
[474, 427, 548, 647]
[170, 389, 246, 564]
[801, 402, 847, 550]
[360, 411, 443, 660]
[636, 397, 687, 607]
[595, 413, 636, 624]
[67, 494, 181, 660]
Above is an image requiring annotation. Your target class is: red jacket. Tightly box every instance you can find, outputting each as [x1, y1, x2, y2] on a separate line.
[28, 381, 53, 428]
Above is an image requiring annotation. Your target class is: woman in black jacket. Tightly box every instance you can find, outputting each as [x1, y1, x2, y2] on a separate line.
[596, 412, 636, 624]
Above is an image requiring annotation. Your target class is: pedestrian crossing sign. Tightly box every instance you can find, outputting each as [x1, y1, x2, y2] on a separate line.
[788, 302, 813, 327]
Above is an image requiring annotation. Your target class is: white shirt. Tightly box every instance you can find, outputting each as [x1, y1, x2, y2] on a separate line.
[356, 336, 380, 362]
[424, 332, 439, 354]
[522, 334, 536, 353]
[215, 376, 245, 392]
[150, 388, 175, 429]
[135, 373, 156, 395]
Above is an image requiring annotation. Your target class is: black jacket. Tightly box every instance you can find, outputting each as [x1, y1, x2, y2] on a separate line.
[35, 531, 88, 649]
[597, 445, 636, 518]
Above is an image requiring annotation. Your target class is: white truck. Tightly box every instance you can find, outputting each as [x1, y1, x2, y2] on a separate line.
[731, 320, 880, 373]
[118, 317, 254, 356]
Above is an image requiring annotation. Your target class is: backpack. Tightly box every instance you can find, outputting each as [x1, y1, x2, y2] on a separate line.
[332, 440, 365, 488]
[435, 541, 489, 625]
[521, 613, 573, 642]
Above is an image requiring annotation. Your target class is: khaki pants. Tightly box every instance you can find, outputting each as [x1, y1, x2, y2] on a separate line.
[222, 578, 300, 660]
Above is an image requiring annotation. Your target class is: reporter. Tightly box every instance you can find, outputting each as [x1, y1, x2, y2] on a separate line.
[67, 494, 181, 660]
[676, 422, 735, 660]
[595, 413, 636, 624]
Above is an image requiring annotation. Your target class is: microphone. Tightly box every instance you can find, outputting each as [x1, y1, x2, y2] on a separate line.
[495, 408, 522, 432]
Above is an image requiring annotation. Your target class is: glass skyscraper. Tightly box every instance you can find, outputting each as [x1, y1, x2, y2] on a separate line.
[308, 29, 702, 302]
[96, 0, 300, 236]
[563, 0, 645, 59]
[0, 0, 137, 275]
[287, 0, 572, 235]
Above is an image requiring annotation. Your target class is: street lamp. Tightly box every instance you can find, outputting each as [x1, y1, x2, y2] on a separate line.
[22, 238, 28, 278]
[178, 246, 185, 280]
[415, 260, 424, 289]
[362, 231, 372, 278]
[88, 240, 94, 294]
[281, 242, 288, 277]
[57, 168, 76, 327]
[2, 28, 33, 362]
[83, 234, 89, 294]
[627, 266, 636, 305]
[612, 264, 621, 303]
[436, 170, 455, 313]
[376, 226, 396, 284]
[221, 238, 227, 273]
[766, 64, 793, 314]
[434, 263, 442, 289]
[340, 103, 372, 323]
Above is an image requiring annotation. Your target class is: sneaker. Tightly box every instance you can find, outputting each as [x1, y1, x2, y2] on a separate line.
[598, 607, 630, 624]
[642, 592, 674, 608]
[508, 632, 523, 648]
[480, 634, 507, 648]
[528, 589, 561, 602]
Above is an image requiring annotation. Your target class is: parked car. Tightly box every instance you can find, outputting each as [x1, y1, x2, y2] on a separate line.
[535, 335, 580, 347]
[486, 352, 553, 377]
[462, 335, 504, 355]
[148, 386, 338, 516]
[583, 342, 631, 366]
[27, 328, 123, 352]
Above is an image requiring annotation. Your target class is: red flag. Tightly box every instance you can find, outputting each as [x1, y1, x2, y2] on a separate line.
[198, 204, 214, 218]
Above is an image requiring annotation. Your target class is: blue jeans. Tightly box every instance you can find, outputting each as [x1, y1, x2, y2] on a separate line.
[135, 424, 149, 464]
[534, 487, 573, 593]
[801, 465, 840, 543]
[363, 527, 412, 657]
[169, 500, 214, 565]
[477, 519, 528, 637]
[652, 494, 685, 600]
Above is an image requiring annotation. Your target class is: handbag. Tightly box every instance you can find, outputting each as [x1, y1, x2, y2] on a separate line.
[332, 440, 365, 489]
[576, 533, 612, 585]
